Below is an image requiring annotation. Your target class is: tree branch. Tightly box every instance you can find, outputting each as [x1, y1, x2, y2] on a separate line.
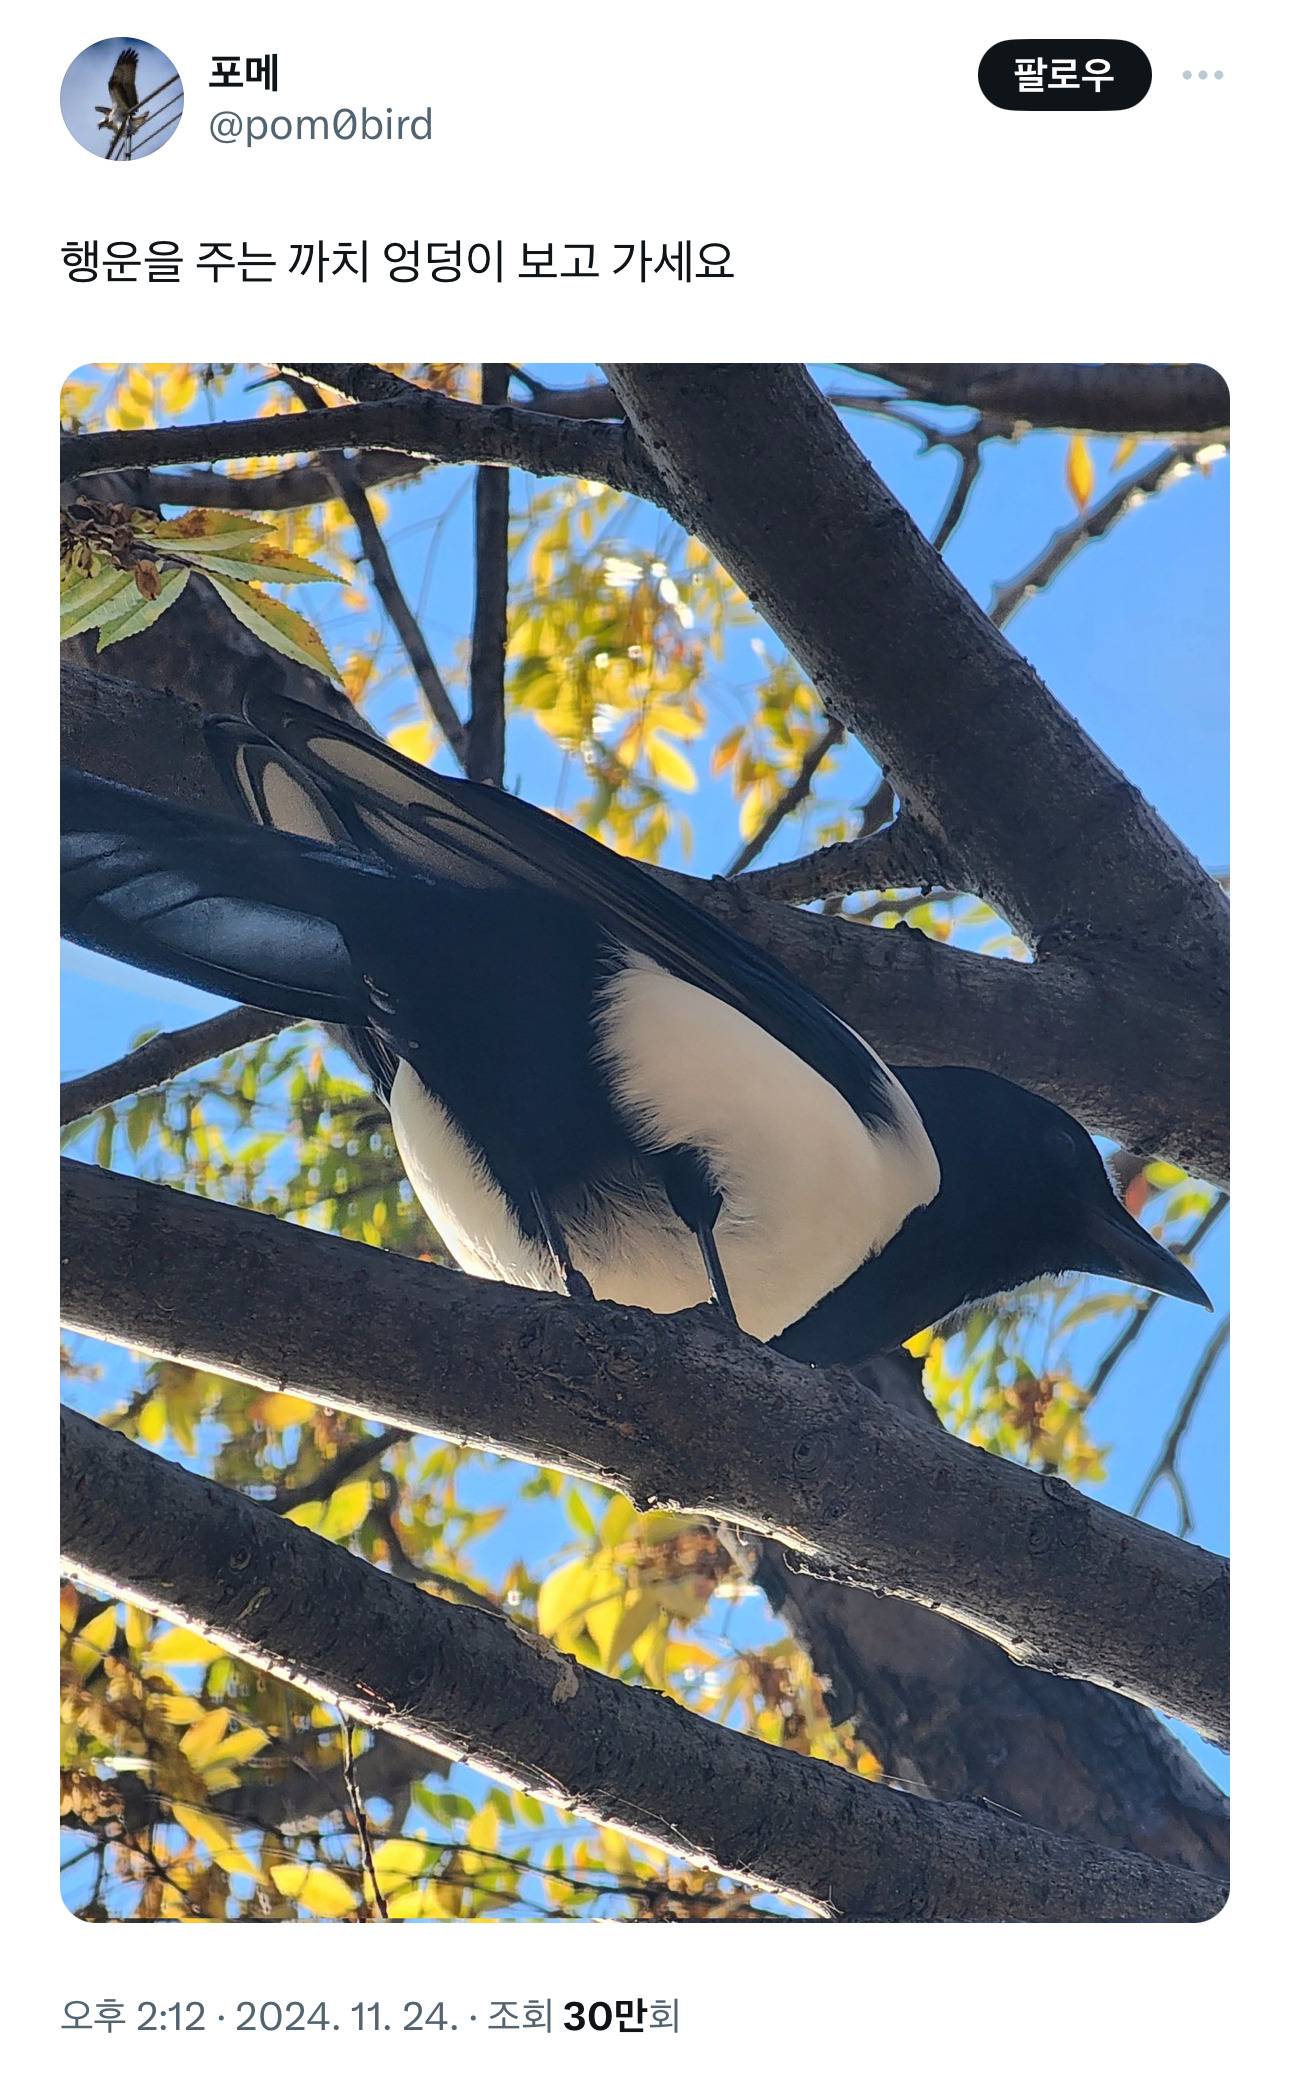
[62, 374, 663, 504]
[1134, 1314, 1231, 1536]
[741, 1350, 1228, 1878]
[60, 1007, 290, 1127]
[60, 1161, 1230, 1744]
[276, 368, 467, 765]
[466, 365, 510, 785]
[605, 365, 1228, 1180]
[843, 365, 1231, 439]
[738, 791, 945, 905]
[990, 446, 1201, 629]
[66, 452, 431, 514]
[724, 720, 842, 874]
[60, 1408, 1224, 1921]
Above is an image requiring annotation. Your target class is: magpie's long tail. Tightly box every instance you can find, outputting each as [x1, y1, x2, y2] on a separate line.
[61, 768, 400, 1027]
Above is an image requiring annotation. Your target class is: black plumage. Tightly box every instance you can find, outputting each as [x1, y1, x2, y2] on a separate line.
[61, 692, 1209, 1358]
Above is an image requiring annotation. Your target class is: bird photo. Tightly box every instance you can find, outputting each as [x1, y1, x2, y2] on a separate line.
[59, 37, 183, 160]
[59, 362, 1229, 1926]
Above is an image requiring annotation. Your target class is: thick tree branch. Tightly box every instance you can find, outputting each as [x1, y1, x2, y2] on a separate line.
[62, 375, 663, 504]
[738, 799, 944, 905]
[60, 1007, 289, 1127]
[60, 1408, 1223, 1922]
[60, 1161, 1229, 1744]
[844, 365, 1231, 439]
[605, 367, 1223, 946]
[66, 452, 431, 514]
[742, 1350, 1228, 1878]
[606, 365, 1228, 1180]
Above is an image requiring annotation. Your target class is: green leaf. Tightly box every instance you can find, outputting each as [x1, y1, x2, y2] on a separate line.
[536, 1556, 596, 1641]
[168, 542, 344, 585]
[96, 567, 190, 651]
[206, 573, 340, 682]
[59, 563, 134, 641]
[566, 1487, 597, 1539]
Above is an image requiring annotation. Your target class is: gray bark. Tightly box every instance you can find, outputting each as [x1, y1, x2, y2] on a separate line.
[60, 1160, 1230, 1745]
[60, 1407, 1225, 1923]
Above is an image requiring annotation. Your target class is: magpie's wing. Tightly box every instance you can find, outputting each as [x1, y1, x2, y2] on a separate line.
[229, 691, 905, 1133]
[62, 768, 395, 1026]
[108, 48, 139, 107]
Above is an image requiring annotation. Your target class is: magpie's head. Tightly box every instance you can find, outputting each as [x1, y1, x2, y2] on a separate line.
[773, 1066, 1211, 1367]
[900, 1066, 1212, 1314]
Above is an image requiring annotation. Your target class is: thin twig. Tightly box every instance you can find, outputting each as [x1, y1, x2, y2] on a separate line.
[990, 446, 1201, 629]
[60, 1007, 290, 1127]
[341, 1713, 389, 1921]
[1083, 1195, 1228, 1411]
[265, 1431, 407, 1515]
[281, 372, 468, 767]
[1133, 1315, 1231, 1537]
[466, 364, 510, 784]
[725, 721, 842, 875]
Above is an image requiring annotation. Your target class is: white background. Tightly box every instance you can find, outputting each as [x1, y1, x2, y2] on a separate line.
[16, 0, 1277, 2060]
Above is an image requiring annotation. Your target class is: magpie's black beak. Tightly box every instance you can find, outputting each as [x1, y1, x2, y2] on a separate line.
[1082, 1200, 1213, 1309]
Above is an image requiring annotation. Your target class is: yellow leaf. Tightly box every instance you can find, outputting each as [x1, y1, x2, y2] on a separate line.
[270, 1864, 358, 1917]
[157, 1695, 208, 1726]
[387, 722, 434, 765]
[536, 1557, 596, 1641]
[1065, 435, 1094, 511]
[208, 1727, 270, 1768]
[78, 1605, 119, 1655]
[599, 1494, 639, 1548]
[137, 1395, 167, 1445]
[146, 1628, 226, 1666]
[124, 1604, 152, 1653]
[603, 1590, 659, 1670]
[372, 1837, 436, 1880]
[317, 1479, 372, 1542]
[174, 1804, 235, 1855]
[584, 1584, 627, 1665]
[59, 1584, 79, 1634]
[711, 726, 744, 776]
[646, 735, 698, 793]
[180, 1708, 232, 1767]
[1111, 436, 1140, 473]
[249, 1390, 313, 1431]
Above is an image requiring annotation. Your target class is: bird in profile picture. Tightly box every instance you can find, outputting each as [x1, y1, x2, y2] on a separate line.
[95, 47, 148, 139]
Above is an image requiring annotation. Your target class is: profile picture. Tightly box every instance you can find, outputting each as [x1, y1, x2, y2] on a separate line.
[60, 38, 183, 160]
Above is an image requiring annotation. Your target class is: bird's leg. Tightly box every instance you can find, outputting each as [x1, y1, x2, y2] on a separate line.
[658, 1147, 743, 1332]
[695, 1220, 740, 1328]
[529, 1190, 594, 1302]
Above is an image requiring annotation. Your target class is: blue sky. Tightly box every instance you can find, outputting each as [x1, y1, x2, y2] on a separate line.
[61, 363, 1229, 1807]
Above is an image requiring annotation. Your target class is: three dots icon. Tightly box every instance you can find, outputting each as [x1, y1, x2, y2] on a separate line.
[1182, 70, 1224, 80]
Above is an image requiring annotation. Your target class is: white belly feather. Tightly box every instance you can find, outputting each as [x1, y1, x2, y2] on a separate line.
[390, 956, 939, 1343]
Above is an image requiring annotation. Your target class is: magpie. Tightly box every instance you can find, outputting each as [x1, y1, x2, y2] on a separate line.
[61, 690, 1209, 1363]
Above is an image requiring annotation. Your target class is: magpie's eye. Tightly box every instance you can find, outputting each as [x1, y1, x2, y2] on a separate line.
[1043, 1123, 1086, 1171]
